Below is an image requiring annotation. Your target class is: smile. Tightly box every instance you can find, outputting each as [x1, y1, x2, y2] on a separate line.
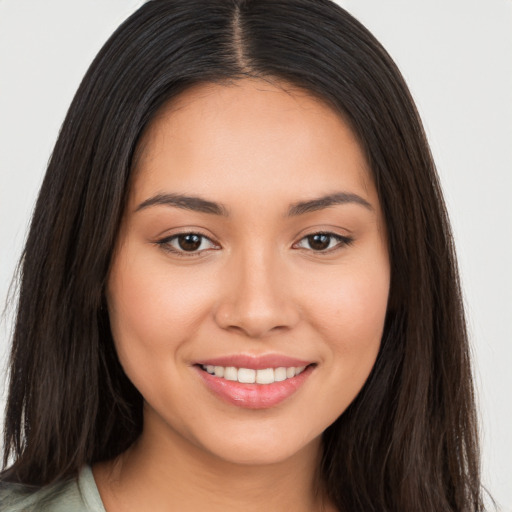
[196, 360, 315, 409]
[201, 365, 307, 384]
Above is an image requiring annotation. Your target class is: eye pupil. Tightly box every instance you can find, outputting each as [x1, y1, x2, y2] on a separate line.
[308, 234, 330, 251]
[178, 234, 202, 251]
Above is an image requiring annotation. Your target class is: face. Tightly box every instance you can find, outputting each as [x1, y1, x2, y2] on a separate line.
[107, 79, 390, 466]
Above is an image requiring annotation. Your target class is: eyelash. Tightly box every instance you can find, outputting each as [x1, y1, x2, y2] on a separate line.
[293, 232, 354, 252]
[156, 231, 354, 257]
[156, 232, 219, 257]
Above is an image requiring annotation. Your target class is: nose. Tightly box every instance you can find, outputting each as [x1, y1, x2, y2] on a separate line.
[213, 247, 300, 339]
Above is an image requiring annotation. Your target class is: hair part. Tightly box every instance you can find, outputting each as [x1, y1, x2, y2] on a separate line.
[2, 1, 483, 510]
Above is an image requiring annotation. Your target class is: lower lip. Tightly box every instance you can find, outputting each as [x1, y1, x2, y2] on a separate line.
[196, 365, 314, 409]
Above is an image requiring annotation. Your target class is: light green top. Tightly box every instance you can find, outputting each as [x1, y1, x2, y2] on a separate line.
[0, 466, 105, 512]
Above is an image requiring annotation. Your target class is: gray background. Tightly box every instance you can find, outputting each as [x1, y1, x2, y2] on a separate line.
[1, 0, 511, 509]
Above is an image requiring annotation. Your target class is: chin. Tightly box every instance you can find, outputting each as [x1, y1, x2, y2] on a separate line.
[191, 425, 323, 467]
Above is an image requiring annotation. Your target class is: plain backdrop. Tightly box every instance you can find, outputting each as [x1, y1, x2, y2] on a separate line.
[1, 0, 511, 509]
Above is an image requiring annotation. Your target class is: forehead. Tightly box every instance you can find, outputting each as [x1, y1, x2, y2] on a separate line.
[130, 79, 374, 208]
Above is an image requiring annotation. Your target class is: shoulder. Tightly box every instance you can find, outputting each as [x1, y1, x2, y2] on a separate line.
[0, 466, 105, 512]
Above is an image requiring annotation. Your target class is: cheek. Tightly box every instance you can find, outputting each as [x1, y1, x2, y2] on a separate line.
[305, 251, 389, 382]
[106, 249, 216, 365]
[333, 275, 387, 346]
[299, 268, 388, 425]
[311, 257, 388, 333]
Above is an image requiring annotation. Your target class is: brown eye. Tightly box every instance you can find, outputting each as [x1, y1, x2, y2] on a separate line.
[177, 234, 202, 251]
[157, 232, 218, 255]
[307, 234, 331, 251]
[295, 232, 354, 252]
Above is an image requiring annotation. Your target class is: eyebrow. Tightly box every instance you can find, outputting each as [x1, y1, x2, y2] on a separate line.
[135, 191, 373, 216]
[287, 192, 373, 216]
[135, 193, 228, 215]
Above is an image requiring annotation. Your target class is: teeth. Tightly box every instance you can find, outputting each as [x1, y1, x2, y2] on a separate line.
[224, 366, 238, 381]
[274, 367, 287, 382]
[201, 364, 309, 384]
[238, 368, 256, 383]
[256, 368, 274, 384]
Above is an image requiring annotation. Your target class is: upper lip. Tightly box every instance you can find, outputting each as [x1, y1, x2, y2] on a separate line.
[195, 354, 313, 370]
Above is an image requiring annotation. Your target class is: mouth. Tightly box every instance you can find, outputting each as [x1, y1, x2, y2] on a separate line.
[199, 364, 308, 384]
[194, 359, 316, 409]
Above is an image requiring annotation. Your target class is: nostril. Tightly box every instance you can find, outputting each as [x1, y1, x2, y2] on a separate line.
[213, 299, 300, 339]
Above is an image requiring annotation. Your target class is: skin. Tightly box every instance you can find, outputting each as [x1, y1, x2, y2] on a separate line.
[94, 79, 390, 512]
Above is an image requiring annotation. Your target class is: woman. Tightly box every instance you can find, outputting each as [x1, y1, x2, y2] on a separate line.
[0, 0, 484, 510]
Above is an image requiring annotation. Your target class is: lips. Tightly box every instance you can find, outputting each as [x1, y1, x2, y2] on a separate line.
[194, 354, 315, 409]
[196, 354, 312, 370]
[201, 364, 307, 384]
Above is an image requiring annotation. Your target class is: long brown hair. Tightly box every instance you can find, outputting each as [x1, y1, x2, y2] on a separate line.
[2, 1, 483, 509]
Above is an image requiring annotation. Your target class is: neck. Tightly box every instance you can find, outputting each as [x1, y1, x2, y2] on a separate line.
[94, 411, 333, 512]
